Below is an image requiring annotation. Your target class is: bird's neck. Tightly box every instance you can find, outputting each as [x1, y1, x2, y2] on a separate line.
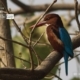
[46, 25, 55, 37]
[46, 25, 60, 39]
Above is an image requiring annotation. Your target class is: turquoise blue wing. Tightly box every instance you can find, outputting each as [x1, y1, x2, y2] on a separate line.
[59, 27, 73, 58]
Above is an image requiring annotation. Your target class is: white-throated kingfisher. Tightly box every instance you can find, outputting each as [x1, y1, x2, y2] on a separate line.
[31, 14, 74, 75]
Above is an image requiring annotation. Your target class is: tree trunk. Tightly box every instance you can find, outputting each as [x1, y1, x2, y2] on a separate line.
[0, 0, 15, 67]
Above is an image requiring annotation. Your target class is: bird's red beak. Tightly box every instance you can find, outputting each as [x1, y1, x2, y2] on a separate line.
[30, 21, 46, 29]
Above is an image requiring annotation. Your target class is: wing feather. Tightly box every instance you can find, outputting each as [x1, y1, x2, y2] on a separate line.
[59, 27, 73, 57]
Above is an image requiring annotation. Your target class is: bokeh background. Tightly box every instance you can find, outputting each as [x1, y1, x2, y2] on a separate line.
[6, 0, 80, 80]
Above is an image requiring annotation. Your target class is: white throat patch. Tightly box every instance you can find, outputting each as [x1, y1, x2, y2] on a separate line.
[46, 24, 50, 27]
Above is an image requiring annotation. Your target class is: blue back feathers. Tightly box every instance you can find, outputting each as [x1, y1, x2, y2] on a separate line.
[59, 27, 74, 75]
[59, 27, 73, 58]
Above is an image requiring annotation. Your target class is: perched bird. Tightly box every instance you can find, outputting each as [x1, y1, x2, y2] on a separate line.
[31, 14, 74, 75]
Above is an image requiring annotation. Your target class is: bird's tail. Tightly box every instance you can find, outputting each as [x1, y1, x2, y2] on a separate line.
[63, 52, 69, 75]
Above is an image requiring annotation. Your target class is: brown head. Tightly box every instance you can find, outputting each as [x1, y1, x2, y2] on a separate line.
[30, 14, 63, 28]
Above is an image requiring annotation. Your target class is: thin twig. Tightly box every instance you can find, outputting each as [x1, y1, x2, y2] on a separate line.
[74, 0, 80, 31]
[0, 36, 29, 48]
[55, 53, 80, 67]
[31, 47, 42, 65]
[0, 35, 50, 51]
[31, 32, 45, 65]
[58, 68, 61, 80]
[45, 75, 62, 80]
[33, 32, 45, 46]
[0, 36, 47, 67]
[15, 53, 62, 80]
[0, 35, 51, 50]
[3, 51, 62, 80]
[5, 45, 37, 66]
[54, 74, 62, 80]
[29, 47, 34, 70]
[69, 33, 78, 35]
[28, 0, 57, 70]
[31, 0, 57, 33]
[45, 72, 62, 80]
[0, 0, 28, 44]
[29, 0, 57, 44]
[14, 55, 37, 66]
[0, 1, 35, 70]
[74, 50, 80, 52]
[0, 39, 34, 70]
[32, 40, 50, 46]
[0, 45, 36, 67]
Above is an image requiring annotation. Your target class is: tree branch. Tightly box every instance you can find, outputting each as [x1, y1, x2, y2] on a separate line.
[0, 33, 80, 80]
[74, 0, 80, 31]
[10, 1, 80, 15]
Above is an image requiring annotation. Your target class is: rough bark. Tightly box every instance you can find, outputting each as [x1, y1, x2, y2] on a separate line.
[0, 32, 79, 80]
[0, 0, 15, 67]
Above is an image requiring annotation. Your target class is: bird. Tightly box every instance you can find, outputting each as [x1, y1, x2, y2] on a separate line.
[31, 13, 74, 75]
